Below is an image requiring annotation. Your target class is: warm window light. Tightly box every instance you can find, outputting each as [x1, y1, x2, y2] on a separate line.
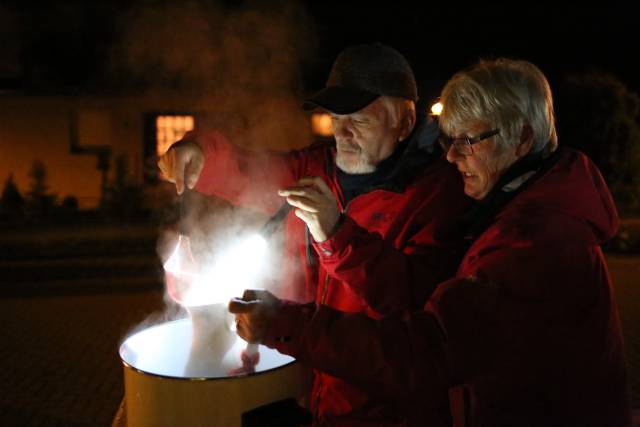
[156, 115, 195, 157]
[311, 112, 334, 137]
[430, 102, 443, 116]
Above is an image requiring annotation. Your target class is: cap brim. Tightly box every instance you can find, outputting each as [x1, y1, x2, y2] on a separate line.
[303, 87, 379, 115]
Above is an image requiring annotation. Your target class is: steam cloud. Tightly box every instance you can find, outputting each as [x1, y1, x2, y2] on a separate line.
[109, 0, 317, 150]
[116, 0, 319, 346]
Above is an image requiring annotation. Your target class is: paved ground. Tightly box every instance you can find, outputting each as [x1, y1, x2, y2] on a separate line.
[0, 223, 169, 427]
[0, 226, 638, 426]
[608, 255, 640, 413]
[0, 289, 167, 427]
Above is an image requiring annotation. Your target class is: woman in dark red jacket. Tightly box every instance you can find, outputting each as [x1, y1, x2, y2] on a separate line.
[231, 58, 632, 426]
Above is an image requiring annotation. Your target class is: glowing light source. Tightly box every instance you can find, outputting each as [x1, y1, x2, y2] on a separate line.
[163, 234, 269, 308]
[164, 235, 199, 304]
[430, 102, 443, 116]
[310, 112, 334, 137]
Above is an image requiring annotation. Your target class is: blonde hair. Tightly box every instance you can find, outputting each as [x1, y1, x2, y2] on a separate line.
[439, 58, 557, 155]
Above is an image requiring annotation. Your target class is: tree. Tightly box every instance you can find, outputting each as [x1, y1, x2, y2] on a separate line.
[0, 174, 25, 221]
[555, 72, 640, 213]
[101, 154, 145, 220]
[25, 159, 56, 219]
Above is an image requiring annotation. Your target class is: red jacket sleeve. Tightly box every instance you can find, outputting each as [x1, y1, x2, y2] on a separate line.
[263, 302, 451, 402]
[191, 129, 304, 214]
[312, 163, 469, 315]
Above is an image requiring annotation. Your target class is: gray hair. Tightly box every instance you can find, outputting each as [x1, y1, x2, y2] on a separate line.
[439, 58, 558, 155]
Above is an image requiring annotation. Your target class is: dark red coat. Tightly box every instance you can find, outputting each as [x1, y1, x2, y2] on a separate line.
[264, 147, 632, 427]
[191, 129, 470, 425]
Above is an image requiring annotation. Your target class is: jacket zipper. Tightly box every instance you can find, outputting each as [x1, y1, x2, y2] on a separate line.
[313, 271, 331, 421]
[320, 272, 331, 305]
[313, 380, 323, 422]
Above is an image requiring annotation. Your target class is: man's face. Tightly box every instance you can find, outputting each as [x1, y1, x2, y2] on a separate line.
[331, 98, 401, 174]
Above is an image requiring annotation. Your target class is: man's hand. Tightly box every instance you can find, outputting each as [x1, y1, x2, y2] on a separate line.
[228, 289, 281, 344]
[157, 141, 205, 195]
[278, 177, 342, 242]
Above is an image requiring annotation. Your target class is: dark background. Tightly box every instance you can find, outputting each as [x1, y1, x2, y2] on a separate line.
[1, 1, 638, 99]
[303, 2, 639, 102]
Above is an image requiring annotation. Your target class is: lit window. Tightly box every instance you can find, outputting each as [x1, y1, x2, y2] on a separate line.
[156, 115, 195, 157]
[310, 112, 333, 137]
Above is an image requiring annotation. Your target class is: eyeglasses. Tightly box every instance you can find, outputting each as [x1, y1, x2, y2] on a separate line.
[439, 129, 500, 156]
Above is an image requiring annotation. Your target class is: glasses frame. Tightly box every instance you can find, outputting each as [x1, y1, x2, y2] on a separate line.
[439, 128, 500, 156]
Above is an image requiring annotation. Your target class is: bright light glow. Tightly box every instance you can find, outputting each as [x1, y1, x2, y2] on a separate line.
[430, 102, 443, 116]
[164, 235, 199, 304]
[119, 318, 295, 378]
[310, 112, 334, 137]
[163, 234, 269, 307]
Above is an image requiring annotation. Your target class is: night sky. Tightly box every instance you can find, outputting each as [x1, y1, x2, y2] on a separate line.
[1, 1, 638, 101]
[304, 2, 639, 102]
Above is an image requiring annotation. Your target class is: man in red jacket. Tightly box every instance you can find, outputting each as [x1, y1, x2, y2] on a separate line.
[230, 58, 632, 426]
[159, 43, 470, 425]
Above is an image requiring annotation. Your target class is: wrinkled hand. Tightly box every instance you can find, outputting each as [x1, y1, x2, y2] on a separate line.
[278, 177, 341, 242]
[228, 289, 281, 344]
[157, 141, 204, 195]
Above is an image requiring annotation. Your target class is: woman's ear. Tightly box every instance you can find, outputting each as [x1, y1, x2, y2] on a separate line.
[517, 124, 534, 157]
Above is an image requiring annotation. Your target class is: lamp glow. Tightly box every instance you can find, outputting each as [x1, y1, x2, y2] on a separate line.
[430, 102, 443, 116]
[164, 234, 269, 308]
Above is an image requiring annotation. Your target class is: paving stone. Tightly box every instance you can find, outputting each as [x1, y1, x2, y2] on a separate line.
[0, 290, 165, 427]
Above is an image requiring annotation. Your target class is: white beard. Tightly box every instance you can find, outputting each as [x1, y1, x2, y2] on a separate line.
[335, 149, 376, 174]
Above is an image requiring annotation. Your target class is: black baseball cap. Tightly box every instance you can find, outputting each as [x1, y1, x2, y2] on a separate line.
[303, 43, 418, 115]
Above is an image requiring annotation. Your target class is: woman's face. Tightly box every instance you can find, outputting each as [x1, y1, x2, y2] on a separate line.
[444, 123, 525, 200]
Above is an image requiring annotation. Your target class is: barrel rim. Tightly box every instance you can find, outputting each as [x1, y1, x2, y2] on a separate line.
[119, 318, 297, 381]
[120, 358, 297, 381]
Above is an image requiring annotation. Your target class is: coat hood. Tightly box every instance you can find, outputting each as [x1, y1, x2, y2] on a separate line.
[509, 147, 619, 244]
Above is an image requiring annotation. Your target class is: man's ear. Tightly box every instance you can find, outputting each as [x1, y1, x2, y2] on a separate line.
[517, 124, 534, 157]
[399, 109, 416, 141]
